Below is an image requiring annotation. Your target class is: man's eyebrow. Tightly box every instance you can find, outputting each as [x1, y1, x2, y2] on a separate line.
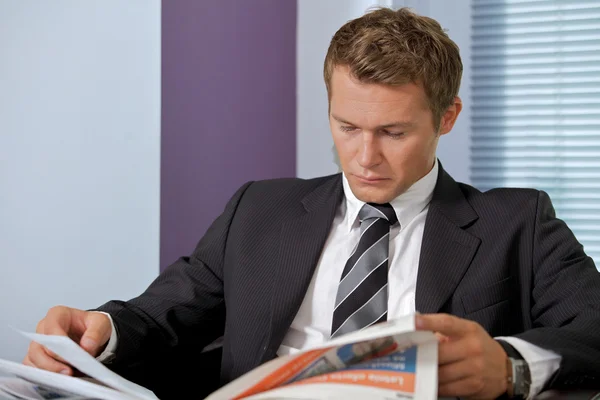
[331, 114, 414, 129]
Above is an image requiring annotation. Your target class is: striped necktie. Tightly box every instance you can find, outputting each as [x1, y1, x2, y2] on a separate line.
[331, 202, 398, 338]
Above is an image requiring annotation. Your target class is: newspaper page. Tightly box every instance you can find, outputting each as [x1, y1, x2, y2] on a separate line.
[207, 314, 438, 400]
[0, 359, 137, 400]
[0, 376, 94, 399]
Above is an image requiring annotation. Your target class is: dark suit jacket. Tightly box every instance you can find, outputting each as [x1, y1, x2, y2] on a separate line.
[98, 165, 600, 398]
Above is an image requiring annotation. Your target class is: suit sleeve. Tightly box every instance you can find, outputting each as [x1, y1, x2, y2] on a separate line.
[94, 181, 254, 372]
[513, 190, 600, 390]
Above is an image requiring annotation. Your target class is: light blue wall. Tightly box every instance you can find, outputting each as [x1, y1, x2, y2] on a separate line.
[0, 1, 161, 362]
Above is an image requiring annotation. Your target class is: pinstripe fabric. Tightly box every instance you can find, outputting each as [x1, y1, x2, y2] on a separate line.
[96, 165, 600, 395]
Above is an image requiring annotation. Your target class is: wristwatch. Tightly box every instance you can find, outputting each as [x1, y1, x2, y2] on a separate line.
[497, 340, 531, 399]
[507, 357, 531, 399]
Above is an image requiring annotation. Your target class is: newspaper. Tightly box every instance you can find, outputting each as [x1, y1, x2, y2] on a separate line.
[0, 314, 438, 400]
[207, 314, 438, 399]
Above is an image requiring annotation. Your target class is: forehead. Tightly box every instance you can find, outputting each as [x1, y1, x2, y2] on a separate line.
[329, 66, 429, 119]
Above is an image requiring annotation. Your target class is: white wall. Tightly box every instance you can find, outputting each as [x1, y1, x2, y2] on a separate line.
[297, 0, 472, 183]
[0, 1, 161, 362]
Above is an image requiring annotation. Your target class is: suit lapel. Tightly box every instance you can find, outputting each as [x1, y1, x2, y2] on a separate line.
[261, 174, 344, 362]
[415, 165, 481, 314]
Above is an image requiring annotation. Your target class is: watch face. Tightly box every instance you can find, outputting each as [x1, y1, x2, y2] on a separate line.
[512, 359, 531, 397]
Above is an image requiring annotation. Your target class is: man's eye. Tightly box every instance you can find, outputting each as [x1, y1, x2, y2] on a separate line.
[340, 126, 357, 132]
[385, 131, 405, 139]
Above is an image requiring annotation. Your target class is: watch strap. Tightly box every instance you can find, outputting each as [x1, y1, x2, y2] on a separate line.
[497, 339, 525, 360]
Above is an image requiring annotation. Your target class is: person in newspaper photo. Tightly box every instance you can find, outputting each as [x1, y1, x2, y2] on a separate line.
[23, 6, 600, 400]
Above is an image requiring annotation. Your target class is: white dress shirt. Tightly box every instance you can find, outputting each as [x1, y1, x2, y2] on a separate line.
[98, 160, 560, 398]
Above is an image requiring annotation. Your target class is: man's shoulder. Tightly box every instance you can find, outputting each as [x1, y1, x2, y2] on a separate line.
[457, 181, 540, 200]
[455, 181, 543, 214]
[250, 174, 340, 190]
[238, 173, 341, 204]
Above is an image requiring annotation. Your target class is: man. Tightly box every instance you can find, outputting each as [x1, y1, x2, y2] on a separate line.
[24, 7, 600, 399]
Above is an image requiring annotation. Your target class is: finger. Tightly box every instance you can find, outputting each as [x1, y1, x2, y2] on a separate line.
[438, 377, 485, 398]
[80, 312, 111, 356]
[416, 314, 475, 338]
[39, 308, 78, 363]
[42, 307, 72, 336]
[438, 358, 483, 385]
[438, 337, 473, 365]
[35, 319, 45, 334]
[43, 346, 68, 364]
[27, 342, 72, 375]
[22, 355, 34, 367]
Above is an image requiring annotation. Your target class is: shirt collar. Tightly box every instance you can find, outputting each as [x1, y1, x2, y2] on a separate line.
[341, 159, 439, 233]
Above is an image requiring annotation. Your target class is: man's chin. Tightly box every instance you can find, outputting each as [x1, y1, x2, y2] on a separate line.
[351, 187, 397, 205]
[346, 176, 404, 203]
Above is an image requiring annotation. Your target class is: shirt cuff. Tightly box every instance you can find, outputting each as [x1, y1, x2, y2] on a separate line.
[94, 311, 118, 363]
[495, 336, 561, 399]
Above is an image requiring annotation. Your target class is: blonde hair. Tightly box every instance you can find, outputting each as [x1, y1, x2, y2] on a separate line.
[324, 7, 462, 130]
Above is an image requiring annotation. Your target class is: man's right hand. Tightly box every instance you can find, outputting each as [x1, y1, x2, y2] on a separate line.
[23, 306, 111, 376]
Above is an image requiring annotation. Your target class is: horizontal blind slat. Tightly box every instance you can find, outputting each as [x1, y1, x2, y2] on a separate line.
[472, 0, 600, 267]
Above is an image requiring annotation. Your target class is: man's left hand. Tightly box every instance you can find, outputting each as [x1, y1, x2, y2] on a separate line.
[416, 313, 509, 399]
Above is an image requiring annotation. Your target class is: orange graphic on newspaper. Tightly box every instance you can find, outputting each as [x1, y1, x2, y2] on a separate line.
[232, 347, 333, 400]
[233, 339, 419, 399]
[285, 341, 417, 394]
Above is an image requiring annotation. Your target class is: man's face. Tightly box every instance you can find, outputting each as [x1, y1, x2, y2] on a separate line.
[329, 66, 461, 204]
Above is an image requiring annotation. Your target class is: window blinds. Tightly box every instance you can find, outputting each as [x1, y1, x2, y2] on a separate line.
[470, 0, 600, 265]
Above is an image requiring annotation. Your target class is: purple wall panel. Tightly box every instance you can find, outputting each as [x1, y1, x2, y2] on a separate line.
[161, 0, 297, 270]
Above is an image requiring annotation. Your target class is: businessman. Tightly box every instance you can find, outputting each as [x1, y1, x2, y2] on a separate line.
[24, 7, 600, 399]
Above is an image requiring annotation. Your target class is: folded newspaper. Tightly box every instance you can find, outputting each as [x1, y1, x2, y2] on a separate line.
[0, 314, 438, 400]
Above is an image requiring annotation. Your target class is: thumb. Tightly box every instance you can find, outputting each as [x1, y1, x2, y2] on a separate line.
[80, 312, 111, 356]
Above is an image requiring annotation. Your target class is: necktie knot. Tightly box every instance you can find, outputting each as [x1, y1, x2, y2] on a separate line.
[359, 203, 398, 226]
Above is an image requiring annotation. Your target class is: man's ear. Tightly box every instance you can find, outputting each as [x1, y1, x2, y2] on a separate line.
[438, 96, 463, 136]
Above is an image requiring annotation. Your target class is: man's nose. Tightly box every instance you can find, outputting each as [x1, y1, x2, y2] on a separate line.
[357, 134, 382, 169]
